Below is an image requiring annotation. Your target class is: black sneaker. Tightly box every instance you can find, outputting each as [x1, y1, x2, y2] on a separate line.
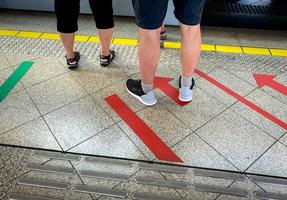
[65, 52, 81, 69]
[100, 50, 115, 67]
[126, 79, 157, 106]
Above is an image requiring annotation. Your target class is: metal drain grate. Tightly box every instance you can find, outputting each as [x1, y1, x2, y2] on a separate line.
[1, 145, 287, 199]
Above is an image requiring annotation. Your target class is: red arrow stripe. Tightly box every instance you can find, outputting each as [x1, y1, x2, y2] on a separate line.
[105, 94, 183, 163]
[154, 77, 189, 106]
[195, 69, 287, 130]
[268, 81, 287, 96]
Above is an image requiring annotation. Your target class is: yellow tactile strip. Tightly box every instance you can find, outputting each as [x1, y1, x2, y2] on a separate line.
[0, 29, 286, 57]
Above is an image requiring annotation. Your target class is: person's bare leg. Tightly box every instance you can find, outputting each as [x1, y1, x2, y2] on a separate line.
[139, 28, 161, 84]
[180, 24, 201, 76]
[60, 33, 75, 59]
[98, 28, 113, 56]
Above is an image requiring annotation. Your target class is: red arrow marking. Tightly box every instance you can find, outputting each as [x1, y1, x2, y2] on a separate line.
[253, 74, 287, 96]
[195, 69, 287, 130]
[105, 94, 183, 163]
[154, 76, 189, 106]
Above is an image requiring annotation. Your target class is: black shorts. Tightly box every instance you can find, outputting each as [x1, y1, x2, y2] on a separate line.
[55, 0, 114, 33]
[132, 0, 206, 30]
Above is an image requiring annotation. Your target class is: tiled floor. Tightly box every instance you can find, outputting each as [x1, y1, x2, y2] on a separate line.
[0, 11, 287, 180]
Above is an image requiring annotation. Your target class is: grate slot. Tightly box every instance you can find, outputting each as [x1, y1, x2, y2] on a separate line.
[75, 185, 128, 198]
[194, 184, 249, 197]
[27, 163, 75, 175]
[17, 178, 70, 190]
[135, 177, 188, 189]
[254, 191, 287, 200]
[84, 156, 133, 167]
[79, 170, 130, 181]
[193, 169, 245, 181]
[138, 163, 188, 174]
[132, 193, 181, 200]
[9, 193, 60, 200]
[34, 151, 81, 161]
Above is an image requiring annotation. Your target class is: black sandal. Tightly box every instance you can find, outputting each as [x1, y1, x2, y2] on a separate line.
[100, 50, 115, 67]
[65, 52, 81, 69]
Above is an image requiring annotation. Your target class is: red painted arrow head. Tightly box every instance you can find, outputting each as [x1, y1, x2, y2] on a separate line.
[253, 74, 275, 88]
[154, 76, 174, 87]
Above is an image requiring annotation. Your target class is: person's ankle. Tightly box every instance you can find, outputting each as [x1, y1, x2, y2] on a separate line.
[181, 74, 193, 87]
[101, 50, 110, 57]
[141, 81, 153, 93]
[66, 52, 75, 60]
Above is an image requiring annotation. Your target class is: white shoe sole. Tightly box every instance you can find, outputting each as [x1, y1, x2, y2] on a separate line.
[126, 86, 157, 106]
[179, 96, 192, 102]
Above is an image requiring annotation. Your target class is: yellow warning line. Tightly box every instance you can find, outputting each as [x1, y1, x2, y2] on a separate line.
[0, 29, 286, 57]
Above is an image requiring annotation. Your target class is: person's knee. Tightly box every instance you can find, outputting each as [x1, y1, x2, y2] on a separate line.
[180, 24, 200, 34]
[139, 28, 161, 42]
[181, 24, 201, 38]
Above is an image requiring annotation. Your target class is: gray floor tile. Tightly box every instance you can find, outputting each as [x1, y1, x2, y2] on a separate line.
[69, 124, 147, 160]
[161, 87, 227, 131]
[44, 96, 114, 150]
[27, 73, 87, 114]
[0, 54, 10, 70]
[231, 89, 287, 139]
[0, 90, 40, 134]
[70, 58, 128, 94]
[172, 133, 237, 171]
[92, 78, 146, 123]
[102, 45, 139, 76]
[196, 68, 256, 106]
[207, 54, 286, 87]
[5, 53, 37, 67]
[0, 67, 25, 94]
[117, 103, 193, 161]
[280, 132, 287, 147]
[261, 74, 287, 105]
[117, 120, 155, 161]
[0, 117, 61, 150]
[122, 103, 192, 147]
[247, 142, 287, 177]
[20, 56, 68, 88]
[196, 109, 276, 171]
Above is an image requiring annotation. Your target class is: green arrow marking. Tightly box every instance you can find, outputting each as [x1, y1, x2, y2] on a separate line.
[0, 61, 34, 103]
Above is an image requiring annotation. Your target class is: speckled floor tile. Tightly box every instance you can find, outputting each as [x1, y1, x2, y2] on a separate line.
[0, 67, 25, 94]
[92, 78, 145, 123]
[280, 132, 287, 147]
[120, 103, 192, 147]
[44, 96, 114, 151]
[260, 74, 287, 105]
[117, 103, 193, 161]
[0, 90, 40, 134]
[231, 89, 287, 139]
[69, 124, 147, 160]
[172, 133, 237, 171]
[27, 73, 87, 115]
[69, 58, 128, 94]
[161, 87, 227, 131]
[4, 53, 37, 67]
[247, 141, 287, 177]
[196, 109, 276, 171]
[0, 54, 11, 70]
[20, 57, 68, 88]
[196, 68, 256, 106]
[0, 117, 61, 150]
